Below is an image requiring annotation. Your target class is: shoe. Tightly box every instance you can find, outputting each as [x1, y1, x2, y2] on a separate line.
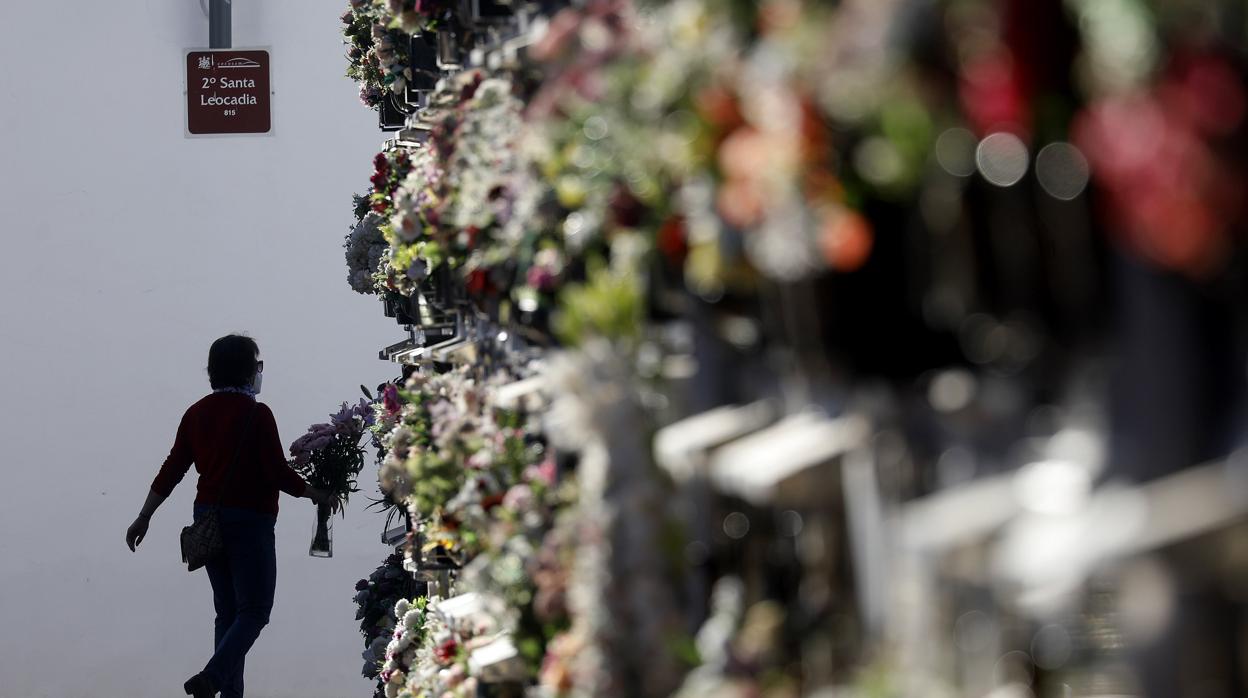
[183, 672, 217, 698]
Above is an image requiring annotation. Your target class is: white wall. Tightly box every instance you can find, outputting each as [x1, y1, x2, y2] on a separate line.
[0, 2, 404, 696]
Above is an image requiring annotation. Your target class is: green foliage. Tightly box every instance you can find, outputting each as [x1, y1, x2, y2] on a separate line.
[554, 259, 645, 346]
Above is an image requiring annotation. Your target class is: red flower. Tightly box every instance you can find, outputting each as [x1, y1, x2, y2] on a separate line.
[695, 85, 744, 136]
[608, 185, 644, 228]
[481, 493, 506, 511]
[434, 638, 458, 664]
[382, 383, 402, 416]
[466, 269, 491, 296]
[656, 215, 687, 266]
[959, 49, 1030, 139]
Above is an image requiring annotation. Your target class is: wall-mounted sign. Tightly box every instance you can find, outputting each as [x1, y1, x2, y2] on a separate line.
[185, 49, 271, 136]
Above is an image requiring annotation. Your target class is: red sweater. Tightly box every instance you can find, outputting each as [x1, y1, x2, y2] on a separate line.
[151, 392, 308, 515]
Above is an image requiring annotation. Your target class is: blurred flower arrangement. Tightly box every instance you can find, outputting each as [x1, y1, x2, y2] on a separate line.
[379, 0, 455, 35]
[520, 0, 892, 302]
[1066, 0, 1248, 279]
[336, 0, 1248, 695]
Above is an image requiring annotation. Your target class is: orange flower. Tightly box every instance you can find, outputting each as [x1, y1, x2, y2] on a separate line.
[694, 84, 744, 133]
[818, 208, 874, 272]
[717, 126, 770, 181]
[717, 179, 766, 228]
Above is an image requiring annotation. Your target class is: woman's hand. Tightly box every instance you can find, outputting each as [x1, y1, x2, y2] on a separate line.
[126, 515, 150, 552]
[306, 486, 340, 514]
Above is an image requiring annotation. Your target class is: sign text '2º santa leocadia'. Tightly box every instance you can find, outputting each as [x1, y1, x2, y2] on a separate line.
[186, 49, 271, 136]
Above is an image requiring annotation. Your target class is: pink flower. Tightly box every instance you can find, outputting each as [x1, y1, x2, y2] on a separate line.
[525, 455, 557, 486]
[502, 484, 534, 511]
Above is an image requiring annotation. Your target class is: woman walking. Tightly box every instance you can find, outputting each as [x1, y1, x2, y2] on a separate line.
[125, 334, 336, 698]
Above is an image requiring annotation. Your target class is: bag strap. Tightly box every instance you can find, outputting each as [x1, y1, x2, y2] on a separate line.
[211, 402, 259, 507]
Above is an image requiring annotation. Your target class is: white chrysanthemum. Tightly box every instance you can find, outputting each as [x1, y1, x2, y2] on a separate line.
[395, 598, 411, 617]
[403, 608, 423, 631]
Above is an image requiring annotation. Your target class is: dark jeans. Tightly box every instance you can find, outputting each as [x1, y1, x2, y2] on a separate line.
[193, 504, 277, 698]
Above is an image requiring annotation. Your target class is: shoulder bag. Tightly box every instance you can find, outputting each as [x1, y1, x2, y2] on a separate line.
[180, 403, 258, 572]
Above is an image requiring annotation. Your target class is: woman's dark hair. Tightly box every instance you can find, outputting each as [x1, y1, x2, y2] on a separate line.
[207, 334, 260, 389]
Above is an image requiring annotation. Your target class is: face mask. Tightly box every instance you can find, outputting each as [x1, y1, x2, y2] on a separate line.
[252, 369, 263, 395]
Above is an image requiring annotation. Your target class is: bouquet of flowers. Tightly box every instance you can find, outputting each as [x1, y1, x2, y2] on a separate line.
[290, 398, 376, 556]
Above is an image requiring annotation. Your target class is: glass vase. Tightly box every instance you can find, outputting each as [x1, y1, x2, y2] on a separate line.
[310, 502, 333, 558]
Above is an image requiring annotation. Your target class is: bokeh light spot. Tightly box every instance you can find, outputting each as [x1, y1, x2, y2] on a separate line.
[936, 127, 978, 177]
[977, 132, 1029, 187]
[1036, 142, 1090, 200]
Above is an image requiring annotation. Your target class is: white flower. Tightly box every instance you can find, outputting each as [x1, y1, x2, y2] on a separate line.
[392, 208, 421, 243]
[403, 608, 424, 631]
